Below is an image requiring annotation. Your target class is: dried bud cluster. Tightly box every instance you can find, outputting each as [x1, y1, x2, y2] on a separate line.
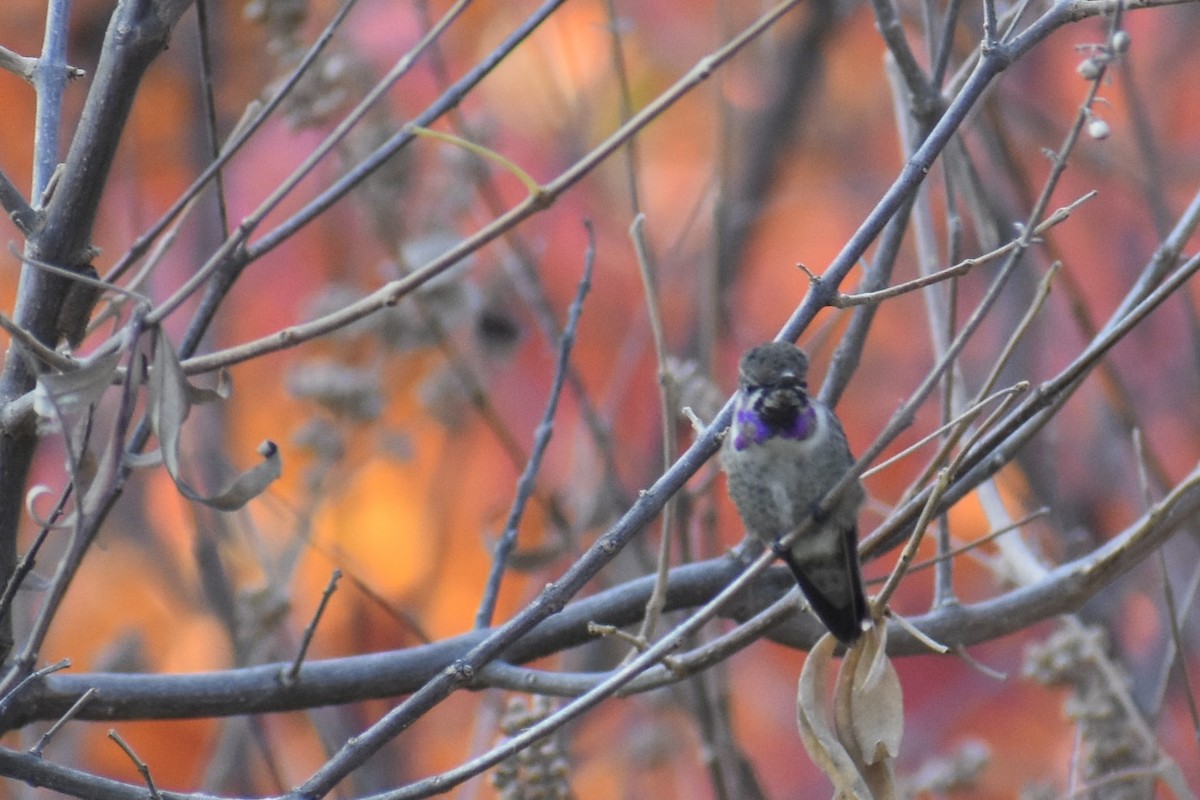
[490, 696, 575, 800]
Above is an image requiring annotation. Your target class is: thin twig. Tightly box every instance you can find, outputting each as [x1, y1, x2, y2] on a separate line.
[1137, 430, 1200, 748]
[930, 0, 964, 86]
[585, 623, 678, 672]
[861, 382, 1026, 482]
[0, 659, 70, 717]
[868, 0, 935, 115]
[103, 0, 368, 285]
[180, 0, 808, 376]
[982, 0, 999, 46]
[895, 507, 1050, 577]
[603, 0, 643, 211]
[0, 45, 83, 84]
[0, 493, 70, 624]
[952, 645, 1006, 680]
[974, 261, 1062, 400]
[14, 244, 144, 304]
[473, 224, 595, 630]
[283, 570, 342, 685]
[0, 313, 78, 373]
[0, 168, 37, 233]
[886, 610, 949, 653]
[872, 470, 950, 615]
[107, 730, 162, 800]
[1156, 550, 1200, 741]
[835, 193, 1093, 308]
[373, 539, 793, 800]
[628, 213, 676, 648]
[193, 0, 231, 242]
[481, 593, 803, 698]
[1149, 553, 1200, 735]
[410, 126, 540, 196]
[28, 686, 96, 757]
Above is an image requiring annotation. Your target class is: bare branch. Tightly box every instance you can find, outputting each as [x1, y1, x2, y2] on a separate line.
[178, 0, 808, 375]
[282, 569, 342, 685]
[0, 44, 83, 83]
[836, 193, 1093, 309]
[28, 686, 96, 757]
[107, 730, 163, 800]
[474, 225, 595, 629]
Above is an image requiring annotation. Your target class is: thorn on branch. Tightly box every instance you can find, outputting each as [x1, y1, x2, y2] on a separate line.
[796, 262, 821, 286]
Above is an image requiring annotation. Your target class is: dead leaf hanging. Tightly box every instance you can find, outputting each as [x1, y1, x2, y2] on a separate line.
[145, 328, 281, 510]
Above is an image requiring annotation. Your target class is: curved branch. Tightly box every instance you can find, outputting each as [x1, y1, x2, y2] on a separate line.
[4, 462, 1196, 730]
[1, 468, 1195, 799]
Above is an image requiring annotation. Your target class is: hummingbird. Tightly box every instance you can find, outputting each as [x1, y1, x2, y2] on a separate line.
[722, 342, 869, 644]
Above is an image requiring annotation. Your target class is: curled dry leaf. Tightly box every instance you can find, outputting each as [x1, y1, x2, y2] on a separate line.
[842, 624, 904, 766]
[797, 634, 874, 799]
[32, 348, 123, 423]
[831, 624, 903, 800]
[25, 485, 74, 529]
[147, 329, 281, 510]
[32, 347, 125, 504]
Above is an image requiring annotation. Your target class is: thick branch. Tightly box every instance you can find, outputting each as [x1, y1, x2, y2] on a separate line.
[0, 0, 194, 665]
[4, 464, 1195, 729]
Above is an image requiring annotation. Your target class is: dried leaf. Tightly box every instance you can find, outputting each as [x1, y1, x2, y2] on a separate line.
[147, 329, 281, 509]
[25, 485, 74, 529]
[828, 625, 902, 800]
[797, 634, 874, 799]
[33, 349, 123, 421]
[845, 624, 904, 765]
